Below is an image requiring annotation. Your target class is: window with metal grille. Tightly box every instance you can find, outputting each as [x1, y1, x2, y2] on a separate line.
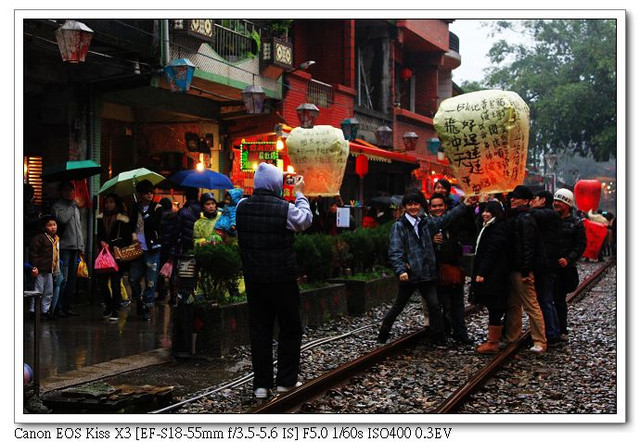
[307, 79, 334, 108]
[24, 156, 43, 205]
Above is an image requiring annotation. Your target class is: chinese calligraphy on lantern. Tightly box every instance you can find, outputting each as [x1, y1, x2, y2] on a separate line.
[286, 125, 349, 196]
[434, 90, 530, 195]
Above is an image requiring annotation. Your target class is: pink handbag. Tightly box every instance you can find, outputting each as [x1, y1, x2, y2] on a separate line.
[159, 259, 174, 279]
[94, 246, 119, 274]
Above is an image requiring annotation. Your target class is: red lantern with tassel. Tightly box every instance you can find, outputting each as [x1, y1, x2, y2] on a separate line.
[355, 154, 369, 178]
[574, 179, 602, 212]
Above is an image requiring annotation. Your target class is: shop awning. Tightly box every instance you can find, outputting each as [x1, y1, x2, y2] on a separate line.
[348, 139, 418, 164]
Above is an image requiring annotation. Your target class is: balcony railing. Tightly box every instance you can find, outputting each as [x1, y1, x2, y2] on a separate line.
[307, 79, 334, 108]
[212, 19, 262, 62]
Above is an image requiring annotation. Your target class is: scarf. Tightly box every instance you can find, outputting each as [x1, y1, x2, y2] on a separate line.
[46, 233, 60, 274]
[203, 211, 218, 219]
[475, 217, 496, 253]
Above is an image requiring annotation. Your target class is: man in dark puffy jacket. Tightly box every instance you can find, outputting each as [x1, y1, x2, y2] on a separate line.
[504, 185, 546, 354]
[128, 180, 163, 321]
[378, 189, 476, 347]
[530, 190, 563, 345]
[236, 163, 312, 400]
[552, 188, 586, 341]
[177, 188, 201, 254]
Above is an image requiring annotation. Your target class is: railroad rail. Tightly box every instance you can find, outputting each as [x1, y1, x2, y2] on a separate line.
[251, 259, 615, 414]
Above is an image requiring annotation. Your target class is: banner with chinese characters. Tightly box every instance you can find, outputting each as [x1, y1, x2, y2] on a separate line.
[434, 90, 530, 195]
[286, 125, 349, 197]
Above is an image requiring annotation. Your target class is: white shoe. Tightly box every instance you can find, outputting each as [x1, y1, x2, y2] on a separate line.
[254, 388, 269, 399]
[529, 345, 545, 354]
[276, 381, 302, 393]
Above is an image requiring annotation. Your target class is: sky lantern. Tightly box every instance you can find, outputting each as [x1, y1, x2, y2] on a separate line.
[286, 125, 349, 196]
[574, 179, 602, 212]
[433, 90, 530, 195]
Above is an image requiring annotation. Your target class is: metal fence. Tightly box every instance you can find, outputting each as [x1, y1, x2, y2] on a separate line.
[307, 79, 334, 108]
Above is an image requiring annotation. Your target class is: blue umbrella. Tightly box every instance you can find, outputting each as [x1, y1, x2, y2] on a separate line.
[169, 169, 233, 190]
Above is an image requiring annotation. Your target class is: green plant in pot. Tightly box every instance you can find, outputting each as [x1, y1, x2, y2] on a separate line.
[194, 243, 243, 304]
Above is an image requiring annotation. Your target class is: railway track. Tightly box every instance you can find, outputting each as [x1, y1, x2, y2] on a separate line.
[250, 259, 615, 414]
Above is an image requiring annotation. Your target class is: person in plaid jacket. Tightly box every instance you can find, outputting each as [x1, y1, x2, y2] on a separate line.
[377, 189, 477, 347]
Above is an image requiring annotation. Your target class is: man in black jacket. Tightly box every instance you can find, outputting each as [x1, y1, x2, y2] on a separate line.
[128, 179, 163, 321]
[552, 188, 587, 340]
[530, 190, 563, 345]
[504, 185, 547, 353]
[177, 188, 201, 254]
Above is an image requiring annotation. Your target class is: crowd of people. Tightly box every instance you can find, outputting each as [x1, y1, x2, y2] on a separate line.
[22, 179, 246, 323]
[376, 180, 615, 357]
[23, 175, 615, 400]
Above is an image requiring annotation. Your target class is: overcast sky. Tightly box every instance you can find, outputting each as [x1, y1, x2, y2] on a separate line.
[449, 19, 532, 85]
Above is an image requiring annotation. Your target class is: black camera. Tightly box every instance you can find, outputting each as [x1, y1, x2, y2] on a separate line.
[284, 173, 298, 186]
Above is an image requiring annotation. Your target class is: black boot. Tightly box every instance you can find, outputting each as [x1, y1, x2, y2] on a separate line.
[377, 327, 390, 344]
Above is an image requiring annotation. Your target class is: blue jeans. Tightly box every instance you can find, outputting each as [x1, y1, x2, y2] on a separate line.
[129, 249, 161, 306]
[58, 249, 80, 313]
[535, 271, 560, 339]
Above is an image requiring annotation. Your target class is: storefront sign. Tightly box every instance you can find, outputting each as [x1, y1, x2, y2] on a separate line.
[434, 90, 530, 196]
[173, 19, 214, 42]
[239, 140, 279, 171]
[286, 125, 349, 197]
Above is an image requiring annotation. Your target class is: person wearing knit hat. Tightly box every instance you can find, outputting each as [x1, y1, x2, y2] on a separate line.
[236, 163, 313, 399]
[505, 184, 547, 354]
[471, 200, 509, 354]
[552, 188, 586, 341]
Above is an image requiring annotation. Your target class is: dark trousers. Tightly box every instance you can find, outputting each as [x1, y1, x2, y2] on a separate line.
[488, 308, 506, 326]
[535, 271, 560, 339]
[245, 280, 303, 390]
[436, 285, 467, 338]
[98, 272, 122, 313]
[381, 280, 443, 336]
[553, 279, 570, 335]
[58, 249, 80, 313]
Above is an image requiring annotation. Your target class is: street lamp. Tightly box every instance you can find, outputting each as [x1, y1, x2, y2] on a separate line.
[163, 58, 195, 93]
[402, 132, 419, 152]
[55, 20, 94, 63]
[242, 85, 266, 114]
[341, 118, 359, 141]
[296, 103, 319, 128]
[375, 125, 393, 148]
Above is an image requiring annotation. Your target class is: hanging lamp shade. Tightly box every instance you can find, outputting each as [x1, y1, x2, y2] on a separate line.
[375, 125, 393, 148]
[341, 118, 359, 141]
[163, 58, 195, 93]
[242, 85, 266, 114]
[402, 131, 419, 151]
[296, 103, 320, 128]
[55, 20, 94, 63]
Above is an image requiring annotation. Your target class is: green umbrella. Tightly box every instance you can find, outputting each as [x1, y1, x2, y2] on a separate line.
[98, 168, 165, 196]
[42, 160, 104, 181]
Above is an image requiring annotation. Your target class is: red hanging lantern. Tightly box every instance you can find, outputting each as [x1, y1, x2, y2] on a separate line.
[400, 67, 413, 82]
[355, 154, 369, 178]
[574, 179, 602, 212]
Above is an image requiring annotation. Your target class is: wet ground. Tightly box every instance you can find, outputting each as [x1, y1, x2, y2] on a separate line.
[22, 300, 243, 398]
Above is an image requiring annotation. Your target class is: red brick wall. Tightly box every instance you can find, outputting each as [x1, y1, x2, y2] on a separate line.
[281, 71, 355, 128]
[397, 20, 449, 51]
